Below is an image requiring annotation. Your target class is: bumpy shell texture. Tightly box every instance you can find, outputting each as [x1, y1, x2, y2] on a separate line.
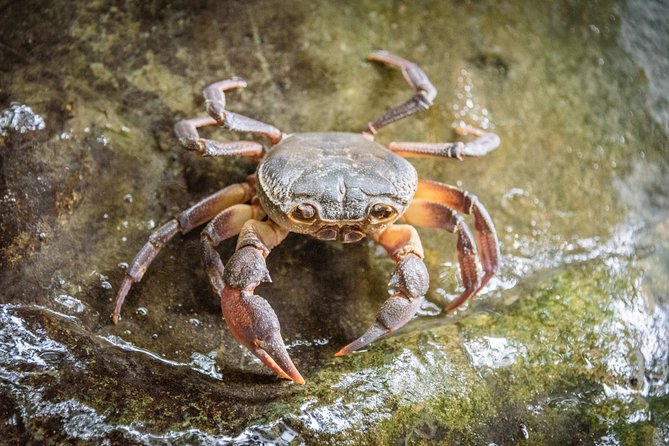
[257, 132, 418, 225]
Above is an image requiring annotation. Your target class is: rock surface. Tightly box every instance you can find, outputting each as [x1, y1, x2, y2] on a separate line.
[1, 0, 668, 444]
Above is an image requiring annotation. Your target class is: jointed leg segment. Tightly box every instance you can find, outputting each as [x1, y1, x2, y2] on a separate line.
[174, 117, 266, 157]
[389, 124, 501, 159]
[336, 224, 429, 356]
[403, 200, 481, 312]
[111, 182, 254, 323]
[200, 204, 265, 295]
[365, 50, 437, 136]
[408, 179, 500, 311]
[174, 77, 283, 156]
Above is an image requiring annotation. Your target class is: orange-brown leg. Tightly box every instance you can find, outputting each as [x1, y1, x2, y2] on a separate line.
[200, 204, 265, 295]
[365, 50, 437, 136]
[336, 224, 429, 356]
[389, 124, 500, 159]
[208, 219, 304, 384]
[413, 180, 499, 300]
[112, 182, 254, 323]
[404, 189, 498, 311]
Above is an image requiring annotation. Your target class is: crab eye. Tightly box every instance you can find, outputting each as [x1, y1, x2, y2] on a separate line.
[369, 204, 397, 222]
[290, 203, 317, 221]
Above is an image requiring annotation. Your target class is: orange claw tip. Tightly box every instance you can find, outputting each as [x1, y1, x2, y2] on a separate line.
[334, 345, 366, 357]
[291, 373, 306, 386]
[334, 348, 348, 358]
[254, 346, 306, 385]
[335, 323, 387, 358]
[334, 343, 359, 357]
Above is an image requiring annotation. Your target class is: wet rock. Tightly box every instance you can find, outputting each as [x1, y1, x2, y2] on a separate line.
[0, 0, 668, 444]
[0, 103, 45, 137]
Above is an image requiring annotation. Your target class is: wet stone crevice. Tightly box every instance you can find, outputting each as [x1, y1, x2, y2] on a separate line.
[1, 0, 669, 444]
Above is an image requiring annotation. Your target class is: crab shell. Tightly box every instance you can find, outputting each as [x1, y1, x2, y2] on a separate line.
[255, 132, 418, 242]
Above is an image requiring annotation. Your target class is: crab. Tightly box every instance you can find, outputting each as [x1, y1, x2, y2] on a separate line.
[111, 51, 500, 384]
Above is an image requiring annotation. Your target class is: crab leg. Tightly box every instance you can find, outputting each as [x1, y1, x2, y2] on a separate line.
[413, 180, 499, 306]
[336, 225, 429, 356]
[175, 117, 266, 157]
[404, 187, 498, 311]
[365, 50, 437, 136]
[111, 182, 253, 323]
[403, 200, 479, 311]
[199, 204, 265, 293]
[389, 124, 500, 159]
[203, 218, 303, 384]
[175, 77, 282, 151]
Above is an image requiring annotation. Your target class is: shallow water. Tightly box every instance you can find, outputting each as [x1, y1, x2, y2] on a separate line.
[1, 0, 668, 444]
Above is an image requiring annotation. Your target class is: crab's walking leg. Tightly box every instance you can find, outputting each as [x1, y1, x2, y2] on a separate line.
[111, 182, 254, 323]
[389, 124, 501, 159]
[203, 218, 303, 384]
[365, 50, 437, 136]
[336, 225, 429, 356]
[175, 78, 282, 151]
[175, 117, 267, 157]
[413, 180, 499, 301]
[403, 200, 482, 312]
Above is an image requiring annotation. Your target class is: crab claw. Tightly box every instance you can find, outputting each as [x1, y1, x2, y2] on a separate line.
[336, 253, 428, 357]
[335, 293, 423, 356]
[220, 286, 304, 384]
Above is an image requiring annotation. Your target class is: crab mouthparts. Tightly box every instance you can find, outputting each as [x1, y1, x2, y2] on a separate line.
[316, 225, 365, 243]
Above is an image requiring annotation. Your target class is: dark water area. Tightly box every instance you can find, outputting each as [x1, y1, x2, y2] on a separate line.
[1, 0, 668, 444]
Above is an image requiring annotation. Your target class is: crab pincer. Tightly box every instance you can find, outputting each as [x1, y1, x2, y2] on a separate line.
[336, 252, 429, 356]
[221, 246, 304, 384]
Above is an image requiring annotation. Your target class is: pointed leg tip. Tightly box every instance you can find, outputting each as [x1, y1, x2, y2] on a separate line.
[235, 78, 248, 88]
[368, 50, 391, 62]
[335, 339, 367, 357]
[444, 297, 471, 313]
[252, 343, 305, 385]
[335, 342, 358, 357]
[112, 278, 134, 325]
[334, 346, 356, 357]
[454, 122, 485, 137]
[292, 374, 306, 385]
[336, 323, 388, 358]
[443, 301, 460, 313]
[334, 348, 348, 357]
